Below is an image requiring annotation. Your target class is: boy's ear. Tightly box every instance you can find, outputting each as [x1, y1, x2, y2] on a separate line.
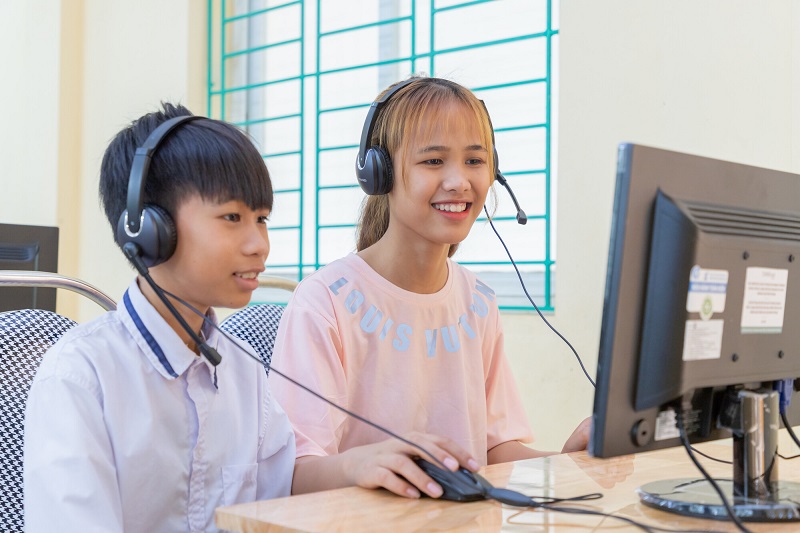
[117, 204, 177, 269]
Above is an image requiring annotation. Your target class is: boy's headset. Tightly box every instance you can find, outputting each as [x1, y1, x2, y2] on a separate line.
[116, 114, 222, 367]
[354, 77, 527, 225]
[116, 114, 204, 268]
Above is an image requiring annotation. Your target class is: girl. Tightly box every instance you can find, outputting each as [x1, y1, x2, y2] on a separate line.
[271, 77, 589, 483]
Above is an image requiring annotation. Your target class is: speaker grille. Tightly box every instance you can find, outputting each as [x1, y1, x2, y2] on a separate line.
[0, 244, 38, 262]
[684, 201, 800, 242]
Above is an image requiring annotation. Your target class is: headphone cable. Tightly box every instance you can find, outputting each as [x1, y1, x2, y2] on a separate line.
[483, 205, 595, 388]
[123, 242, 221, 366]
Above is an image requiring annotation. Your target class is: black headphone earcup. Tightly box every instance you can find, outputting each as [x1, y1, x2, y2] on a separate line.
[373, 146, 393, 195]
[116, 204, 177, 268]
[357, 146, 394, 195]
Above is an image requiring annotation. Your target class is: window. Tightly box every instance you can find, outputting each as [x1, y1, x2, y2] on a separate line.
[208, 0, 559, 310]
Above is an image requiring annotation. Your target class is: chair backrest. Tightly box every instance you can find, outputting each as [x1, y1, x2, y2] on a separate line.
[0, 270, 116, 312]
[220, 304, 286, 375]
[0, 309, 77, 532]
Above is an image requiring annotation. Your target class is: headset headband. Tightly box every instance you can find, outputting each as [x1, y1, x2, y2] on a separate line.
[125, 115, 204, 235]
[356, 78, 417, 171]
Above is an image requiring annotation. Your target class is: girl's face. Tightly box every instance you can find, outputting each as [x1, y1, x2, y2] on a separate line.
[388, 101, 491, 251]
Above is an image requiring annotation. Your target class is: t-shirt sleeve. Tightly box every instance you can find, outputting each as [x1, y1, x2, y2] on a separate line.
[23, 352, 124, 532]
[484, 310, 535, 450]
[270, 285, 349, 458]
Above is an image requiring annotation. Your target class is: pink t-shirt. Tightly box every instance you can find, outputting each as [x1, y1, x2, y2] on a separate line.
[271, 253, 533, 465]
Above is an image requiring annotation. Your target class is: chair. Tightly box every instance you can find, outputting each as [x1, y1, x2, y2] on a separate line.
[0, 270, 117, 312]
[0, 271, 115, 532]
[220, 274, 297, 375]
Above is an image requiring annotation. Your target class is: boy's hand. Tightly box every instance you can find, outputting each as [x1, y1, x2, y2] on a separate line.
[341, 432, 479, 499]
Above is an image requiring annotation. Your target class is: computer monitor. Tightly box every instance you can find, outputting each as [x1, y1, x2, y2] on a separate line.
[0, 223, 59, 312]
[589, 143, 800, 521]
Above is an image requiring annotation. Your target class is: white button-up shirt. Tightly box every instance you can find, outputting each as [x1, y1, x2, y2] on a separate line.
[24, 279, 295, 532]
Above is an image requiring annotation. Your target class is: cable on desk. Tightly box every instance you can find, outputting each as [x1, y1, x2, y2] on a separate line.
[505, 504, 725, 533]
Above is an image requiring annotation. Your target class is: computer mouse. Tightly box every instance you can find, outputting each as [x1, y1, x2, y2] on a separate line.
[413, 457, 490, 502]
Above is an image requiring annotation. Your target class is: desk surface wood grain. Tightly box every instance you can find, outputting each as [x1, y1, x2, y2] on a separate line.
[217, 435, 800, 532]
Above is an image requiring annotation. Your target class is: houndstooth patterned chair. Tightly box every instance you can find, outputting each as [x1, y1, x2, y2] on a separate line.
[220, 304, 286, 375]
[0, 309, 77, 532]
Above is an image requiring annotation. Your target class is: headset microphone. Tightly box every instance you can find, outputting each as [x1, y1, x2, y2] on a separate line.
[494, 171, 528, 225]
[123, 242, 222, 367]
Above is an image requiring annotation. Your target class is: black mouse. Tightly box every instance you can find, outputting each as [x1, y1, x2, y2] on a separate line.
[413, 457, 490, 502]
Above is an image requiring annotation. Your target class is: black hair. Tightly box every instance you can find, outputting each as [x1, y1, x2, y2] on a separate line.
[99, 102, 273, 240]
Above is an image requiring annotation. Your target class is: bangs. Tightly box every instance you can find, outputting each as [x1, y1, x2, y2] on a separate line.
[378, 80, 496, 187]
[407, 99, 491, 155]
[148, 120, 274, 213]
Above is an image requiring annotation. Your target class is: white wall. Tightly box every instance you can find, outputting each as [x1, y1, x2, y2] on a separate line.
[0, 0, 206, 321]
[0, 0, 83, 317]
[0, 1, 62, 228]
[506, 0, 800, 451]
[76, 0, 207, 320]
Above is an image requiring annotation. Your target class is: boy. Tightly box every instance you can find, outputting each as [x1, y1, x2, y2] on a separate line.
[23, 103, 477, 532]
[23, 103, 295, 532]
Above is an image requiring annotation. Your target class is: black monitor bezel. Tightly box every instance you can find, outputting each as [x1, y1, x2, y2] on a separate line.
[0, 223, 59, 312]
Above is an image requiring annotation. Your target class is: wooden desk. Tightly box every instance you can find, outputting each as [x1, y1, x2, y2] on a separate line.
[217, 437, 800, 532]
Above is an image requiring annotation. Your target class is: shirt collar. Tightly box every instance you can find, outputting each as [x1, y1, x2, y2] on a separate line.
[118, 279, 221, 380]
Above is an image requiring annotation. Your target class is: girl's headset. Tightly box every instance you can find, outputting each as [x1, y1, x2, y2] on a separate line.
[353, 77, 526, 224]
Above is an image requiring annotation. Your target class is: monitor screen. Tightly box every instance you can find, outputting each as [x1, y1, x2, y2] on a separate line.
[0, 223, 59, 312]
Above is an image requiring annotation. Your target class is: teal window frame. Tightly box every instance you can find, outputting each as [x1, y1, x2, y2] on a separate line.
[207, 0, 558, 311]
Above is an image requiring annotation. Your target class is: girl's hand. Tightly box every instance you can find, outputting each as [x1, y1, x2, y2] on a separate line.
[561, 416, 592, 453]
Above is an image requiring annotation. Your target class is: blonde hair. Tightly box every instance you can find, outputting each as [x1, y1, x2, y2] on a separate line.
[356, 77, 496, 257]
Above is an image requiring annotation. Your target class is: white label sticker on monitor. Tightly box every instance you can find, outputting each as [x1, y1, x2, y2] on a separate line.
[682, 319, 724, 361]
[741, 267, 788, 334]
[654, 409, 680, 441]
[686, 266, 728, 320]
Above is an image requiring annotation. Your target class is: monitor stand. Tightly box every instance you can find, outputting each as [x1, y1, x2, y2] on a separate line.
[638, 389, 800, 521]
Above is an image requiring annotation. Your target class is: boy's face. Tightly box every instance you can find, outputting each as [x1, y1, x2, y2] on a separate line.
[151, 194, 270, 310]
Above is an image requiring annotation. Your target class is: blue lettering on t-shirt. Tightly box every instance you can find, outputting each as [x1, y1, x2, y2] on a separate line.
[360, 305, 383, 333]
[458, 314, 476, 339]
[393, 324, 411, 351]
[475, 279, 496, 301]
[327, 273, 495, 357]
[425, 329, 437, 357]
[440, 325, 460, 352]
[345, 290, 365, 313]
[470, 292, 488, 317]
[328, 277, 348, 295]
[379, 319, 394, 341]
